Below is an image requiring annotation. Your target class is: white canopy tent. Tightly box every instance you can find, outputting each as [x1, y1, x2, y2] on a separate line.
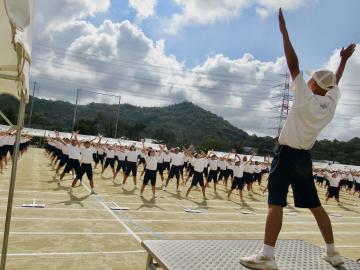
[0, 0, 33, 269]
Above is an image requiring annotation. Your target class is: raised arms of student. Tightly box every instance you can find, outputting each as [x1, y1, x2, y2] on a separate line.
[279, 8, 300, 81]
[336, 44, 356, 85]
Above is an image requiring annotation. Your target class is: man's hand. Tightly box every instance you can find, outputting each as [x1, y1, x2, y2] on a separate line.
[340, 44, 356, 61]
[279, 8, 287, 35]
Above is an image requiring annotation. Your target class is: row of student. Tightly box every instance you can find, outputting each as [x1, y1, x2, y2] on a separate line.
[45, 131, 271, 199]
[0, 129, 31, 173]
[313, 169, 360, 204]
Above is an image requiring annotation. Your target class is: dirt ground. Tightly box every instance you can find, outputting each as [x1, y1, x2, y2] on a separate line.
[0, 148, 359, 269]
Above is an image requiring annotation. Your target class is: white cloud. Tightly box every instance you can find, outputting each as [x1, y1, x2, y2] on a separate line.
[167, 0, 313, 33]
[30, 0, 358, 141]
[128, 0, 157, 19]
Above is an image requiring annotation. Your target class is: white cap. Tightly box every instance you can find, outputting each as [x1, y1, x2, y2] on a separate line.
[311, 69, 337, 91]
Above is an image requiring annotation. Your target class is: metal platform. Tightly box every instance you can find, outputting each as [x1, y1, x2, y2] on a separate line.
[141, 240, 360, 270]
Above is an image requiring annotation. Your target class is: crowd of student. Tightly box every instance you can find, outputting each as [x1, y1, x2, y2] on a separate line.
[0, 129, 31, 173]
[314, 169, 360, 204]
[44, 131, 273, 199]
[43, 130, 360, 203]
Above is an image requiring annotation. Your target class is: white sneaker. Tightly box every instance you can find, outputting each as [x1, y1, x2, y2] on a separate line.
[240, 254, 278, 270]
[162, 186, 167, 191]
[323, 252, 344, 266]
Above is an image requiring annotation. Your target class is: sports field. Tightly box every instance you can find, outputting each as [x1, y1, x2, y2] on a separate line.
[0, 148, 359, 269]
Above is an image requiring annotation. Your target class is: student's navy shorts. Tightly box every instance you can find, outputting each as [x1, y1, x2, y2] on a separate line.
[143, 169, 157, 186]
[268, 145, 321, 208]
[191, 171, 204, 187]
[207, 170, 218, 183]
[125, 161, 137, 176]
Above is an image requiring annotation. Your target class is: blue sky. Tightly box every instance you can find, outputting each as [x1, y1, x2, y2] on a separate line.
[95, 0, 360, 70]
[31, 0, 360, 139]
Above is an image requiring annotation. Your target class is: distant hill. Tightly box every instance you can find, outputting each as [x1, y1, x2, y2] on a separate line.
[1, 94, 359, 165]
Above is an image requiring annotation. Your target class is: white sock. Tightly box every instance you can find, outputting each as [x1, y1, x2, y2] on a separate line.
[326, 243, 336, 255]
[260, 244, 274, 258]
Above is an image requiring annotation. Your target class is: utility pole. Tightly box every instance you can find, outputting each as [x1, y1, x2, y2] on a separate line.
[270, 73, 291, 137]
[72, 89, 80, 131]
[114, 96, 121, 138]
[28, 81, 36, 127]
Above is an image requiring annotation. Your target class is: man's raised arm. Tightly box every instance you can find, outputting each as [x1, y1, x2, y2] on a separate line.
[336, 44, 356, 85]
[279, 8, 300, 81]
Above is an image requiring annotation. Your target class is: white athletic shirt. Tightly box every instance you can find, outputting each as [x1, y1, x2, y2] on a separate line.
[193, 158, 206, 173]
[218, 160, 227, 170]
[116, 151, 126, 161]
[209, 159, 218, 170]
[163, 153, 171, 162]
[0, 137, 4, 147]
[156, 152, 164, 163]
[126, 150, 139, 163]
[80, 146, 95, 164]
[105, 149, 115, 159]
[354, 176, 360, 184]
[232, 164, 245, 178]
[171, 152, 184, 166]
[67, 145, 81, 160]
[203, 159, 209, 168]
[145, 156, 157, 171]
[254, 165, 262, 173]
[279, 74, 340, 150]
[329, 175, 341, 187]
[244, 163, 254, 173]
[97, 147, 105, 155]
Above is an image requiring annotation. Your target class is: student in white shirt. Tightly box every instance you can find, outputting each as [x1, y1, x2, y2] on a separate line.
[70, 140, 96, 194]
[101, 144, 117, 179]
[163, 151, 171, 172]
[185, 152, 207, 200]
[205, 153, 219, 194]
[114, 145, 126, 180]
[122, 144, 140, 186]
[218, 154, 230, 188]
[140, 141, 158, 197]
[325, 172, 341, 205]
[59, 132, 81, 181]
[353, 173, 360, 198]
[163, 148, 185, 192]
[227, 154, 249, 202]
[241, 9, 355, 270]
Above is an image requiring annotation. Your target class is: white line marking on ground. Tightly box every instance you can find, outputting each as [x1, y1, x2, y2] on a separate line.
[8, 250, 146, 257]
[82, 183, 142, 243]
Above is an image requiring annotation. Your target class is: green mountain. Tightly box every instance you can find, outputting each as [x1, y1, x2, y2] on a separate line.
[1, 94, 359, 165]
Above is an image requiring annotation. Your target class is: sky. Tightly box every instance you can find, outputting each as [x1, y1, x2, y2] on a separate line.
[30, 0, 360, 140]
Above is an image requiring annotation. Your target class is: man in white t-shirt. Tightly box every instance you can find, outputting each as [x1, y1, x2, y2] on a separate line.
[70, 141, 96, 194]
[185, 152, 207, 199]
[240, 8, 355, 270]
[325, 172, 341, 205]
[163, 148, 185, 192]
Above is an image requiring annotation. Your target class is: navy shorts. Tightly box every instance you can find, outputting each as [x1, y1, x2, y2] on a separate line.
[104, 158, 115, 169]
[207, 170, 218, 183]
[169, 165, 181, 179]
[327, 186, 339, 199]
[231, 177, 245, 190]
[143, 169, 157, 186]
[191, 171, 204, 187]
[77, 163, 93, 180]
[157, 163, 164, 175]
[125, 161, 137, 176]
[268, 145, 321, 208]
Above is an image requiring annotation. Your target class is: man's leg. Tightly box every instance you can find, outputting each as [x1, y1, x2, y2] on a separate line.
[264, 205, 283, 247]
[309, 207, 333, 244]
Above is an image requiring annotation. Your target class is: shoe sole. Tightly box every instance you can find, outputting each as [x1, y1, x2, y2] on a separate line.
[240, 260, 278, 270]
[324, 257, 345, 267]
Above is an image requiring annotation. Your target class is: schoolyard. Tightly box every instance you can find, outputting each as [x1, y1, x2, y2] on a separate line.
[0, 148, 359, 269]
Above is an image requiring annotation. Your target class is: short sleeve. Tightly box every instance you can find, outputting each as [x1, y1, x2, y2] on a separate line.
[293, 74, 313, 107]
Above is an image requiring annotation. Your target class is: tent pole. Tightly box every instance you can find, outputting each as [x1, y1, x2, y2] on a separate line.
[0, 94, 26, 270]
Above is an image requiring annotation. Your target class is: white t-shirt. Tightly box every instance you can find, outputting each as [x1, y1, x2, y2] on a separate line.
[279, 74, 340, 150]
[126, 150, 139, 163]
[80, 146, 95, 164]
[244, 163, 254, 173]
[354, 176, 360, 184]
[208, 159, 218, 170]
[193, 158, 206, 173]
[105, 149, 115, 159]
[171, 152, 184, 166]
[67, 145, 81, 160]
[116, 151, 126, 161]
[329, 175, 341, 187]
[145, 156, 157, 171]
[156, 152, 164, 163]
[232, 164, 245, 178]
[163, 153, 171, 162]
